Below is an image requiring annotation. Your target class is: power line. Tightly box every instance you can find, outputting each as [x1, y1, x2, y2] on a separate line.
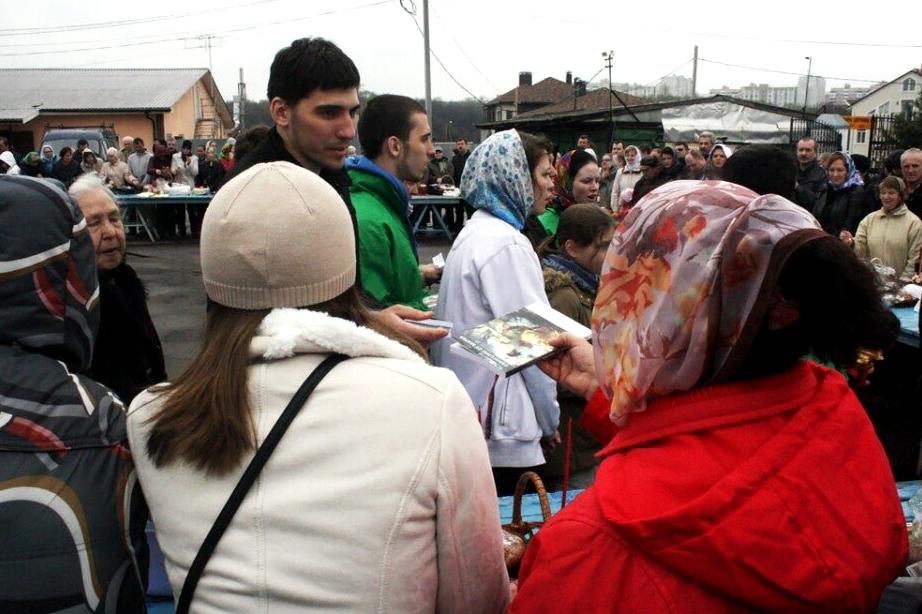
[643, 59, 693, 88]
[0, 0, 286, 36]
[681, 30, 922, 49]
[400, 1, 485, 103]
[429, 3, 500, 93]
[0, 1, 392, 57]
[698, 58, 885, 84]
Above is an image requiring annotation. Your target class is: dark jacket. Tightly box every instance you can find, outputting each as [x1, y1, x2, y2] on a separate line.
[0, 175, 147, 612]
[222, 125, 362, 286]
[540, 265, 601, 478]
[907, 185, 922, 220]
[90, 263, 167, 404]
[451, 149, 470, 186]
[795, 159, 829, 211]
[425, 157, 454, 186]
[196, 158, 226, 192]
[52, 157, 83, 187]
[629, 173, 670, 206]
[813, 184, 868, 235]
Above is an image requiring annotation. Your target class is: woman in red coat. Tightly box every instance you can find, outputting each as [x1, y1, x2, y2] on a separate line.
[512, 180, 908, 613]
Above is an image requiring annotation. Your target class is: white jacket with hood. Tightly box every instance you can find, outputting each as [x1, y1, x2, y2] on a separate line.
[128, 308, 509, 613]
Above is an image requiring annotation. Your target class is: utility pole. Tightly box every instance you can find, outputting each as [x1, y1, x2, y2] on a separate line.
[803, 56, 813, 118]
[423, 0, 432, 123]
[237, 68, 246, 132]
[692, 45, 699, 97]
[603, 51, 614, 149]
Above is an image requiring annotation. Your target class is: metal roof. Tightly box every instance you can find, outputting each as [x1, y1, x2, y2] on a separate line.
[0, 68, 231, 123]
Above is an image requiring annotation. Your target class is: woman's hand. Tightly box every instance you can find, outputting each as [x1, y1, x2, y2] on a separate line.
[537, 333, 599, 401]
[371, 304, 449, 344]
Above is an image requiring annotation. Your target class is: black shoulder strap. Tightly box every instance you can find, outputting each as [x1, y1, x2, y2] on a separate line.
[175, 352, 349, 614]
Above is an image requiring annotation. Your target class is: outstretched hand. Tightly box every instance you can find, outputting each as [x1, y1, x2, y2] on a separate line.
[373, 304, 449, 345]
[537, 333, 599, 401]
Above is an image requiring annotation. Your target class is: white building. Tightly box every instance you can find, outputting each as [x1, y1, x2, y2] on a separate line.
[796, 75, 827, 110]
[847, 68, 922, 157]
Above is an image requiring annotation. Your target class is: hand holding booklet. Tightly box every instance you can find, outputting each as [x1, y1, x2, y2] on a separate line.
[450, 302, 592, 376]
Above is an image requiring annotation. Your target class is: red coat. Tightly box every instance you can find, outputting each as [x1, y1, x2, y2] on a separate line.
[513, 361, 907, 613]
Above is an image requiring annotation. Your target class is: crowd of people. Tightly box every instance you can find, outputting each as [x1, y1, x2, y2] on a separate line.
[0, 36, 919, 613]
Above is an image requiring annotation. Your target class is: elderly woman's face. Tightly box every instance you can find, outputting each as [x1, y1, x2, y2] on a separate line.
[107, 151, 118, 163]
[880, 187, 903, 212]
[531, 153, 555, 215]
[827, 159, 848, 186]
[43, 147, 53, 157]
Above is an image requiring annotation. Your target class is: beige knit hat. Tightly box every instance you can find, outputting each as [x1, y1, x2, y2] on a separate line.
[201, 161, 356, 309]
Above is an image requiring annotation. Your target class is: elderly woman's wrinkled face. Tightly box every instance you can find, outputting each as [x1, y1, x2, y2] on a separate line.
[711, 148, 727, 168]
[827, 159, 848, 186]
[76, 189, 126, 271]
[107, 151, 118, 164]
[531, 153, 555, 215]
[880, 186, 903, 212]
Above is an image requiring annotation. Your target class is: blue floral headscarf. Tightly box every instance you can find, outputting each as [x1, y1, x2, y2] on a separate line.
[829, 151, 865, 191]
[460, 129, 534, 230]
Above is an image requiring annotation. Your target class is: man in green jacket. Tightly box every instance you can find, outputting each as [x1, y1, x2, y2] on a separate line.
[346, 95, 441, 310]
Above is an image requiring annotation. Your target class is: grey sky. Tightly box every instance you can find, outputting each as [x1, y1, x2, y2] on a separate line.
[3, 0, 921, 106]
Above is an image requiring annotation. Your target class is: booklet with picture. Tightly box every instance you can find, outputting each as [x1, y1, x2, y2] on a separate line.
[450, 302, 592, 376]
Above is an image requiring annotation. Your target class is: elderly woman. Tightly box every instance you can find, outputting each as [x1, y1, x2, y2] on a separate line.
[814, 151, 868, 238]
[512, 181, 907, 612]
[39, 145, 57, 175]
[433, 129, 560, 495]
[610, 145, 642, 210]
[101, 147, 139, 189]
[853, 175, 922, 277]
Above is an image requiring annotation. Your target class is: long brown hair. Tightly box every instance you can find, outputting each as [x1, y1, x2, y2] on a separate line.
[144, 287, 425, 476]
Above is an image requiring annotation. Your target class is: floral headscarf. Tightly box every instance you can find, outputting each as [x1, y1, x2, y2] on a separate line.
[623, 146, 642, 172]
[460, 129, 534, 230]
[592, 180, 824, 422]
[553, 149, 598, 208]
[828, 151, 864, 191]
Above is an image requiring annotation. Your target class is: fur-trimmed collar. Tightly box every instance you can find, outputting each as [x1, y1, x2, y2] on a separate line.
[249, 308, 424, 364]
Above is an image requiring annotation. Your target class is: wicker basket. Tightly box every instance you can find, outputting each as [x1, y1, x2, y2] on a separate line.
[501, 471, 552, 577]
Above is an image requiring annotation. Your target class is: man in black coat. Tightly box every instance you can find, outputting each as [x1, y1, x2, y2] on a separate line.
[794, 137, 828, 211]
[69, 175, 166, 403]
[222, 37, 445, 344]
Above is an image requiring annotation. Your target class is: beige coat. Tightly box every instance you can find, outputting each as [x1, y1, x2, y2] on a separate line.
[854, 204, 922, 277]
[128, 308, 509, 613]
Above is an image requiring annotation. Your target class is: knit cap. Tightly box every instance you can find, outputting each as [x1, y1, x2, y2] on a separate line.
[201, 161, 355, 309]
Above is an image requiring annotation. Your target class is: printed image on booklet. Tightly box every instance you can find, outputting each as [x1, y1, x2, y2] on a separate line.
[451, 302, 592, 376]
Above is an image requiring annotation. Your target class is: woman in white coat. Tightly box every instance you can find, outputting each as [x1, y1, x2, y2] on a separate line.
[127, 162, 508, 613]
[433, 129, 561, 495]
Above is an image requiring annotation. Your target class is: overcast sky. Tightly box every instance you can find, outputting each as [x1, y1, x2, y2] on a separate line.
[3, 0, 921, 105]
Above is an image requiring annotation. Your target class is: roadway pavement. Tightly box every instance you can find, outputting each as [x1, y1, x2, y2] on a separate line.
[129, 234, 453, 377]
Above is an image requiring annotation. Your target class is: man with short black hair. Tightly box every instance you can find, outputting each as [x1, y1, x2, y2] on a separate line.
[674, 142, 688, 158]
[794, 137, 827, 211]
[221, 37, 444, 342]
[628, 155, 668, 206]
[347, 94, 441, 310]
[128, 138, 151, 184]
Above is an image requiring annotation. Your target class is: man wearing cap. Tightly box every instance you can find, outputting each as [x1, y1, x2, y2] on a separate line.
[424, 147, 454, 193]
[220, 37, 445, 342]
[346, 95, 441, 311]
